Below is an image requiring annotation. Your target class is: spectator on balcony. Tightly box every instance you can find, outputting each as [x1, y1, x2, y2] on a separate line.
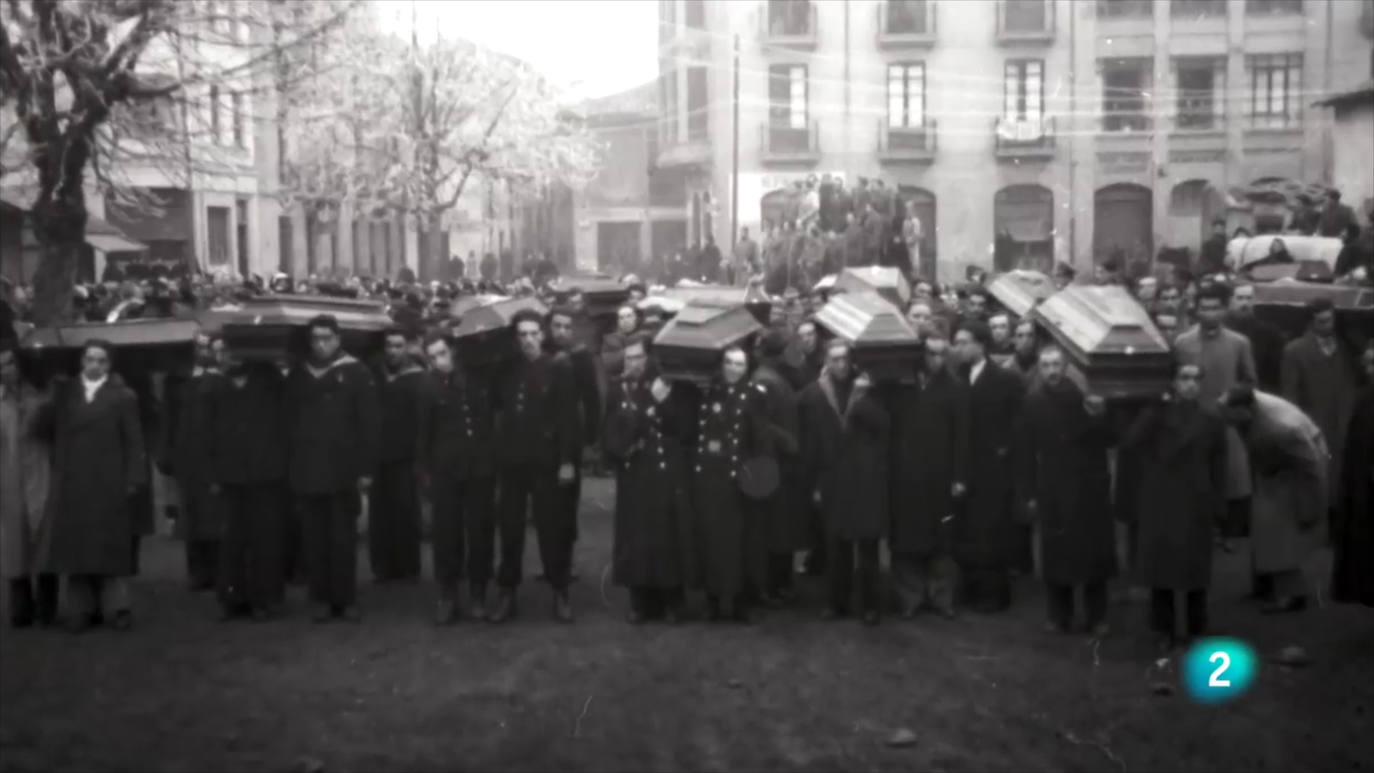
[1199, 218, 1229, 276]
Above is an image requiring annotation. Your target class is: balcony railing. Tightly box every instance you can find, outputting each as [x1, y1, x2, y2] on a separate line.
[1245, 0, 1304, 16]
[878, 119, 937, 163]
[877, 0, 936, 47]
[1101, 112, 1153, 133]
[1170, 0, 1227, 19]
[761, 120, 820, 164]
[762, 1, 818, 49]
[997, 0, 1054, 43]
[993, 115, 1055, 159]
[1097, 0, 1154, 18]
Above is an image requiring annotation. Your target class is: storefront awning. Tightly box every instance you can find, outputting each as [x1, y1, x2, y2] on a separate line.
[86, 232, 147, 254]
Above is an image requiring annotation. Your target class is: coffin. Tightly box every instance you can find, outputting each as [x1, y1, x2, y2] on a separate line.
[216, 294, 392, 360]
[449, 293, 510, 321]
[652, 300, 763, 384]
[987, 269, 1055, 318]
[451, 296, 549, 365]
[1226, 235, 1344, 272]
[1251, 279, 1374, 345]
[21, 317, 202, 351]
[552, 274, 630, 319]
[1031, 285, 1172, 398]
[813, 291, 920, 383]
[657, 283, 772, 325]
[834, 266, 911, 309]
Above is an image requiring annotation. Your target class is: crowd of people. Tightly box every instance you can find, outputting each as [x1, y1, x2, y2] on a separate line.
[2, 243, 1371, 657]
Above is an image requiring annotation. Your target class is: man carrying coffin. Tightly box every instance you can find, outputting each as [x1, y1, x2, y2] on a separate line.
[548, 306, 602, 571]
[370, 328, 426, 584]
[752, 331, 805, 605]
[286, 314, 379, 623]
[603, 337, 695, 623]
[416, 333, 497, 624]
[492, 309, 581, 623]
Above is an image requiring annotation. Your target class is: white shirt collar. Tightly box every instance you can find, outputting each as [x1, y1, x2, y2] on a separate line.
[969, 358, 986, 385]
[82, 375, 108, 403]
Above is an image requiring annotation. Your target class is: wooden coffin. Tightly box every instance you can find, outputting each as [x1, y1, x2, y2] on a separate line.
[658, 284, 773, 325]
[553, 274, 630, 319]
[451, 296, 549, 365]
[652, 300, 763, 384]
[814, 291, 921, 383]
[21, 317, 202, 351]
[987, 269, 1055, 318]
[834, 266, 911, 309]
[1031, 285, 1172, 398]
[1252, 280, 1374, 346]
[217, 294, 392, 361]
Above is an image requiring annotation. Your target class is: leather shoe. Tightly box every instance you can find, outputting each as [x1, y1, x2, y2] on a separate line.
[554, 591, 574, 623]
[489, 590, 515, 623]
[433, 599, 459, 626]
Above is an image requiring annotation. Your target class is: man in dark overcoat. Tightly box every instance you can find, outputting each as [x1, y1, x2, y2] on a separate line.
[798, 339, 890, 625]
[285, 314, 379, 623]
[162, 333, 225, 591]
[602, 339, 696, 622]
[492, 309, 581, 623]
[370, 327, 426, 583]
[952, 320, 1023, 613]
[549, 306, 602, 567]
[691, 345, 773, 623]
[888, 331, 968, 619]
[752, 331, 805, 604]
[1018, 346, 1117, 636]
[1330, 342, 1374, 608]
[204, 352, 288, 619]
[1118, 362, 1227, 650]
[416, 333, 497, 624]
[47, 340, 147, 632]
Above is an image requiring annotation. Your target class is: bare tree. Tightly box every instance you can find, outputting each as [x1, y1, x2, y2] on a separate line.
[0, 0, 357, 323]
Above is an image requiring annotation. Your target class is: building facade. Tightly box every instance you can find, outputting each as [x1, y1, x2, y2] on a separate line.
[657, 0, 1374, 282]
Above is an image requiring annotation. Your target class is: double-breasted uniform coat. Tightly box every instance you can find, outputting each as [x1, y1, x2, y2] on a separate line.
[603, 374, 697, 592]
[691, 379, 772, 601]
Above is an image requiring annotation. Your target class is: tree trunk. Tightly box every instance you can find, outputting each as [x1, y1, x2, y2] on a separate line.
[28, 196, 87, 326]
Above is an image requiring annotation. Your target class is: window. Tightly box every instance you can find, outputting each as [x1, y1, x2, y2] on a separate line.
[887, 63, 926, 128]
[1248, 54, 1302, 127]
[1097, 0, 1153, 18]
[684, 0, 705, 28]
[1175, 57, 1223, 129]
[1004, 60, 1044, 122]
[687, 66, 708, 141]
[1004, 0, 1048, 33]
[207, 206, 231, 266]
[1246, 0, 1303, 14]
[768, 0, 812, 36]
[660, 70, 678, 143]
[208, 85, 221, 144]
[769, 64, 808, 129]
[231, 91, 246, 147]
[886, 0, 929, 34]
[235, 199, 250, 276]
[1101, 58, 1152, 132]
[1171, 0, 1227, 17]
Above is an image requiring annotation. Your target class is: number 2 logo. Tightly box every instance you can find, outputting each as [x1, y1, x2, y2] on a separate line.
[1184, 638, 1256, 704]
[1208, 651, 1231, 687]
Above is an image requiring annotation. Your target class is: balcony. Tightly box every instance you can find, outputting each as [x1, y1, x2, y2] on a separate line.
[1096, 0, 1154, 19]
[1095, 119, 1154, 158]
[761, 1, 817, 50]
[876, 0, 936, 48]
[761, 120, 821, 165]
[993, 115, 1055, 161]
[997, 0, 1054, 44]
[1167, 113, 1228, 163]
[877, 119, 937, 164]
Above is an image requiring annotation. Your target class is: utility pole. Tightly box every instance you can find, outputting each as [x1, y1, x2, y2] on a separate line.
[730, 33, 740, 267]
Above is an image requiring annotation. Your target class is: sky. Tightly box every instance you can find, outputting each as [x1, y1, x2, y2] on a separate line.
[374, 0, 660, 101]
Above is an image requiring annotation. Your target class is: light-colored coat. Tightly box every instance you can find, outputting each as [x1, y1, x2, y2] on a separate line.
[1175, 325, 1257, 499]
[1248, 391, 1330, 574]
[0, 384, 52, 578]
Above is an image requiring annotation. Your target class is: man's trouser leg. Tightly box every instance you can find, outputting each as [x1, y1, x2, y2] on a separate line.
[219, 485, 250, 607]
[826, 537, 854, 613]
[855, 538, 880, 614]
[891, 551, 925, 613]
[1083, 581, 1108, 629]
[301, 492, 360, 608]
[1149, 588, 1175, 635]
[432, 476, 470, 597]
[533, 467, 572, 592]
[496, 467, 534, 590]
[1045, 583, 1074, 629]
[928, 554, 959, 614]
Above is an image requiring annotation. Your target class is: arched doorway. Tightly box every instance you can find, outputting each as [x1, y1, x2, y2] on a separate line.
[896, 185, 937, 279]
[1093, 183, 1153, 270]
[1167, 179, 1223, 256]
[993, 184, 1054, 272]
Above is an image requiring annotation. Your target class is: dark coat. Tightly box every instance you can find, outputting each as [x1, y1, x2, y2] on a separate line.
[377, 365, 427, 464]
[957, 361, 1023, 568]
[1226, 312, 1286, 393]
[561, 344, 602, 449]
[171, 368, 224, 540]
[204, 366, 287, 486]
[1282, 333, 1361, 499]
[1017, 380, 1116, 585]
[887, 369, 969, 555]
[603, 375, 697, 589]
[690, 379, 771, 596]
[47, 375, 147, 576]
[494, 353, 581, 469]
[1118, 401, 1228, 591]
[1331, 387, 1374, 607]
[285, 353, 380, 495]
[415, 368, 496, 482]
[798, 375, 889, 541]
[752, 363, 807, 553]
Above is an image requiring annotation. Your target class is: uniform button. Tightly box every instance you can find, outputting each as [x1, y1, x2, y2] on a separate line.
[695, 465, 701, 472]
[660, 463, 666, 470]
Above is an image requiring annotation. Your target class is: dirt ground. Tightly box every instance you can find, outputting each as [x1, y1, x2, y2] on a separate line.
[2, 476, 1371, 773]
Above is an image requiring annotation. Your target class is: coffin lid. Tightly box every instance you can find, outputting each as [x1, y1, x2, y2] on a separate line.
[22, 317, 202, 350]
[1225, 235, 1344, 271]
[550, 273, 628, 297]
[653, 299, 763, 352]
[1032, 285, 1169, 356]
[834, 266, 911, 307]
[814, 291, 918, 348]
[813, 274, 838, 292]
[638, 295, 684, 314]
[657, 283, 771, 308]
[449, 294, 511, 319]
[987, 269, 1055, 318]
[220, 294, 392, 331]
[452, 296, 548, 339]
[1251, 279, 1372, 308]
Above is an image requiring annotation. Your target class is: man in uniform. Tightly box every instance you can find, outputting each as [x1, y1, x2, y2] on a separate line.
[370, 327, 426, 583]
[492, 309, 581, 622]
[165, 333, 224, 591]
[548, 306, 601, 576]
[286, 315, 379, 623]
